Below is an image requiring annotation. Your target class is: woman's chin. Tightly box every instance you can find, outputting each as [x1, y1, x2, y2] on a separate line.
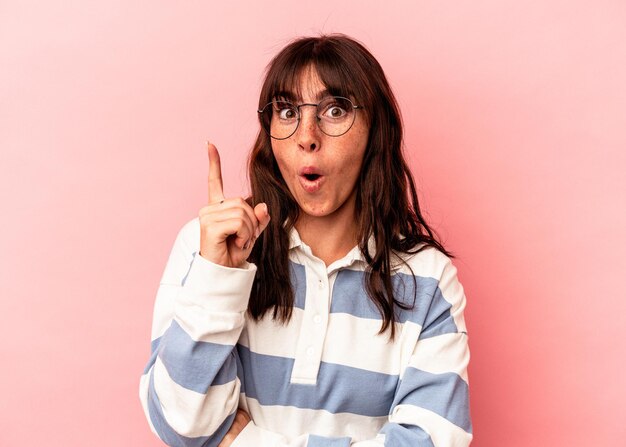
[300, 205, 331, 218]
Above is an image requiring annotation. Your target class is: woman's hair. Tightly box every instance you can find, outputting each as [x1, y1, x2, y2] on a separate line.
[247, 33, 452, 338]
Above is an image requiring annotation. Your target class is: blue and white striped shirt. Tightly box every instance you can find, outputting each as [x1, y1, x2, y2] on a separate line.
[140, 217, 472, 446]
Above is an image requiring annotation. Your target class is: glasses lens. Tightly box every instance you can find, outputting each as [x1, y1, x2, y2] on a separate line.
[317, 97, 356, 137]
[261, 100, 299, 139]
[259, 96, 358, 139]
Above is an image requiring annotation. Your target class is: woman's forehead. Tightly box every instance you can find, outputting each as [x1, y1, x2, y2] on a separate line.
[272, 64, 350, 102]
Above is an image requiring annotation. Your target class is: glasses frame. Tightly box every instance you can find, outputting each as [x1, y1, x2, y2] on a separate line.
[257, 96, 364, 140]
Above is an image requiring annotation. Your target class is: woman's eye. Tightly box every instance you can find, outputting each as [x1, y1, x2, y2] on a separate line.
[277, 107, 297, 120]
[324, 105, 347, 118]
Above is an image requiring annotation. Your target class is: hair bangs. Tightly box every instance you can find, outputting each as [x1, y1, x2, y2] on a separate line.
[260, 39, 364, 108]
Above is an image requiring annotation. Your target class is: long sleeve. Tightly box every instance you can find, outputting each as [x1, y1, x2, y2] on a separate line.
[232, 254, 472, 447]
[370, 256, 473, 446]
[139, 218, 257, 446]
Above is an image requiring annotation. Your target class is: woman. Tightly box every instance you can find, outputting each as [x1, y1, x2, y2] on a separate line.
[140, 34, 472, 446]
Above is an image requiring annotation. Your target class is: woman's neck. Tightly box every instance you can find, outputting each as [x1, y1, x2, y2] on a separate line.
[294, 198, 359, 267]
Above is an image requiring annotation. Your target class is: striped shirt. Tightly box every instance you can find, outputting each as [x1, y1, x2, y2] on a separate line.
[139, 217, 473, 446]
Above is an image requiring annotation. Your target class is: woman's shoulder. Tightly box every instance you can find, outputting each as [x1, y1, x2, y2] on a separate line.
[392, 242, 455, 283]
[391, 243, 467, 329]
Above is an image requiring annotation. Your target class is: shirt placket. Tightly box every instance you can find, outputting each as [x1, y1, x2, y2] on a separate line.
[289, 260, 331, 385]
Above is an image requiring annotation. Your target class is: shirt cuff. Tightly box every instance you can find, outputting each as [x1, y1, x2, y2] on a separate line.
[178, 252, 257, 313]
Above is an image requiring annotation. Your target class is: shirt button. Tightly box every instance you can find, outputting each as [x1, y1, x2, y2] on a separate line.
[313, 315, 322, 324]
[306, 346, 314, 356]
[318, 280, 324, 290]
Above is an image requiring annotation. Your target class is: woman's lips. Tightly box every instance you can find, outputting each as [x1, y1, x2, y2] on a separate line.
[298, 166, 324, 193]
[299, 173, 324, 193]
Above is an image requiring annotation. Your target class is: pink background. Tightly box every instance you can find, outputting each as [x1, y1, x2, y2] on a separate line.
[1, 1, 625, 445]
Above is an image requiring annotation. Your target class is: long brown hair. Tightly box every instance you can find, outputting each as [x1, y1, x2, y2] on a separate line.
[247, 34, 452, 339]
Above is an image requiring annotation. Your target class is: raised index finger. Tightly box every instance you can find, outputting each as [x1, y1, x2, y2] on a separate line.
[207, 141, 225, 203]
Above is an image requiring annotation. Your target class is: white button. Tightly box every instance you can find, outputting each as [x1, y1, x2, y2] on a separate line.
[313, 315, 322, 324]
[306, 346, 314, 356]
[318, 280, 324, 289]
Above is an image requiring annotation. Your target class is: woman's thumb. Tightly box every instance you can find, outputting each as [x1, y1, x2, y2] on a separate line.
[254, 203, 271, 236]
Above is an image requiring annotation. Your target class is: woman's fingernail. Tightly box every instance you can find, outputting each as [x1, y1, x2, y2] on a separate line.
[255, 227, 261, 238]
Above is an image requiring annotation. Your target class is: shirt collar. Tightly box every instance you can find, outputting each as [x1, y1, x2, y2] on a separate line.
[288, 226, 376, 269]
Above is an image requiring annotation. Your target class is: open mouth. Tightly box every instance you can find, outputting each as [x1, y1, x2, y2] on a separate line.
[298, 168, 324, 193]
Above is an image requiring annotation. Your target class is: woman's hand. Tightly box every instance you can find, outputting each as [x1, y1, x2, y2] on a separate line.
[199, 142, 271, 268]
[218, 409, 251, 447]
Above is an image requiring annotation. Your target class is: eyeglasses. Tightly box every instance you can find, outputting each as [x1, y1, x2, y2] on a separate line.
[257, 96, 363, 140]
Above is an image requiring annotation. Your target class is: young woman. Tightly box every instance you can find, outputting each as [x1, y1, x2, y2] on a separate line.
[140, 34, 472, 446]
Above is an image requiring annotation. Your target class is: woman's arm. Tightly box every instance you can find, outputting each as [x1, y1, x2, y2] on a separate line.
[139, 218, 256, 446]
[367, 256, 473, 446]
[139, 143, 270, 446]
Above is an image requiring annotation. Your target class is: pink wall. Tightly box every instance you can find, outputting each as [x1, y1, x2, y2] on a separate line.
[1, 1, 624, 445]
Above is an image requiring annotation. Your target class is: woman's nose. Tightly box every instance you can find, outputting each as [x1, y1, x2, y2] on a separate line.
[296, 107, 320, 151]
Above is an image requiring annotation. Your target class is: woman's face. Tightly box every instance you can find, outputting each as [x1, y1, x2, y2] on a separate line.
[271, 65, 370, 224]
